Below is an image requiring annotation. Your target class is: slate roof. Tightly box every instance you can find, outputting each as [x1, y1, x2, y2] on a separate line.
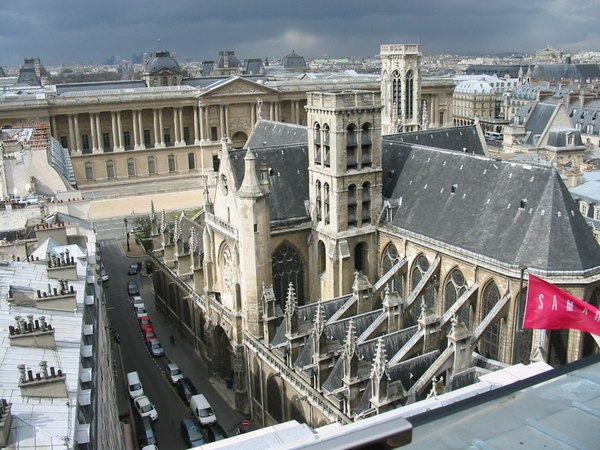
[381, 144, 600, 272]
[531, 64, 600, 81]
[229, 144, 310, 224]
[384, 126, 486, 156]
[246, 120, 308, 149]
[522, 102, 557, 146]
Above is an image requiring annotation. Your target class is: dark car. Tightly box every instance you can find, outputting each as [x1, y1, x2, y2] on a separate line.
[137, 416, 157, 446]
[180, 417, 208, 447]
[127, 281, 139, 295]
[128, 263, 140, 275]
[206, 423, 228, 442]
[147, 338, 164, 357]
[176, 377, 198, 403]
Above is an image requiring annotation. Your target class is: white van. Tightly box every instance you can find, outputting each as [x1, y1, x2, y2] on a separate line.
[127, 371, 144, 399]
[189, 394, 217, 426]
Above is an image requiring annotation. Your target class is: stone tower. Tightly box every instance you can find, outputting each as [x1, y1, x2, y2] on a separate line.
[380, 44, 422, 134]
[306, 91, 383, 300]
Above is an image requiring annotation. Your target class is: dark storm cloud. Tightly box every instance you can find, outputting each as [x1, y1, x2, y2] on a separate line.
[1, 0, 599, 68]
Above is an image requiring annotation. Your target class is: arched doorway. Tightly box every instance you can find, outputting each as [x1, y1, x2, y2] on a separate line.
[213, 326, 233, 379]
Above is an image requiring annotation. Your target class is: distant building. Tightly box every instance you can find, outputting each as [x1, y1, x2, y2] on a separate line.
[281, 51, 307, 71]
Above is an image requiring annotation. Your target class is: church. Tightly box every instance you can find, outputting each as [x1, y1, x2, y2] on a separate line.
[147, 48, 600, 427]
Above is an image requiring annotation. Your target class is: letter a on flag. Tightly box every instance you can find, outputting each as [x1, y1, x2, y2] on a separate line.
[523, 274, 600, 335]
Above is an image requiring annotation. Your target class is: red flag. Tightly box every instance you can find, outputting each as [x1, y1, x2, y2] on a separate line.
[523, 274, 600, 335]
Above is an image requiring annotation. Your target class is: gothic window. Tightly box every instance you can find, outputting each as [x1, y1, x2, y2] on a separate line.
[106, 160, 115, 178]
[147, 156, 156, 174]
[324, 183, 330, 224]
[267, 375, 283, 422]
[272, 242, 305, 308]
[323, 124, 330, 167]
[315, 181, 322, 222]
[84, 162, 93, 180]
[515, 288, 533, 364]
[168, 154, 176, 172]
[188, 152, 195, 170]
[480, 281, 502, 361]
[361, 123, 372, 167]
[222, 246, 234, 301]
[411, 254, 435, 309]
[354, 242, 368, 273]
[348, 184, 357, 228]
[381, 243, 404, 295]
[314, 123, 322, 165]
[318, 240, 326, 275]
[406, 70, 414, 119]
[346, 125, 357, 169]
[392, 70, 402, 117]
[252, 358, 261, 401]
[127, 158, 136, 176]
[444, 268, 469, 326]
[362, 182, 371, 224]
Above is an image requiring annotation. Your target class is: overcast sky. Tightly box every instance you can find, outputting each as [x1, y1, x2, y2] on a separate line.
[2, 0, 599, 68]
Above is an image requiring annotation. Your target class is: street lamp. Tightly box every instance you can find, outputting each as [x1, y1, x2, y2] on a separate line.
[124, 218, 130, 252]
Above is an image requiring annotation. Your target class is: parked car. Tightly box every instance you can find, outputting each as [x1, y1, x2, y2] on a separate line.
[176, 377, 198, 403]
[147, 338, 164, 357]
[127, 281, 139, 295]
[206, 423, 228, 442]
[139, 316, 154, 333]
[137, 416, 157, 447]
[180, 417, 208, 447]
[166, 363, 184, 384]
[128, 263, 140, 275]
[135, 305, 148, 318]
[140, 446, 158, 450]
[190, 394, 217, 426]
[134, 395, 158, 421]
[131, 295, 144, 309]
[127, 371, 144, 399]
[143, 329, 157, 342]
[100, 267, 109, 282]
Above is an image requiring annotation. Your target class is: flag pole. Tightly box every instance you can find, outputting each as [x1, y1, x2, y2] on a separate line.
[513, 266, 527, 364]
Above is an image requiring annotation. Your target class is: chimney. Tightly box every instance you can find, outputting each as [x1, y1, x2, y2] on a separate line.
[0, 399, 13, 447]
[18, 362, 68, 398]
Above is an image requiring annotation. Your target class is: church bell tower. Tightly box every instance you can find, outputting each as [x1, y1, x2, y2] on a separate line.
[380, 44, 422, 134]
[306, 91, 383, 300]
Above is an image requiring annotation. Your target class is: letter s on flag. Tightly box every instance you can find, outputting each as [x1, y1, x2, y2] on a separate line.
[523, 274, 600, 335]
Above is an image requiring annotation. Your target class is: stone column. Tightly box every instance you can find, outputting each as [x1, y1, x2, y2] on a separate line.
[95, 112, 103, 153]
[50, 116, 58, 141]
[277, 101, 281, 121]
[173, 106, 180, 145]
[116, 111, 124, 151]
[178, 107, 185, 145]
[199, 106, 205, 141]
[153, 108, 160, 147]
[132, 110, 140, 150]
[111, 112, 119, 151]
[193, 106, 200, 144]
[158, 108, 165, 147]
[220, 105, 225, 139]
[74, 114, 82, 153]
[295, 100, 300, 124]
[268, 102, 274, 120]
[89, 113, 98, 153]
[251, 102, 256, 126]
[67, 114, 76, 154]
[137, 109, 145, 149]
[224, 105, 229, 138]
[204, 106, 210, 141]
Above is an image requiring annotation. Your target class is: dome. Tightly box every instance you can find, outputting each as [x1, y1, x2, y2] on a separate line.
[454, 80, 494, 95]
[145, 51, 180, 73]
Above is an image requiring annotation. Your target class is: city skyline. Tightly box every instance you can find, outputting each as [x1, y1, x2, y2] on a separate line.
[1, 0, 599, 68]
